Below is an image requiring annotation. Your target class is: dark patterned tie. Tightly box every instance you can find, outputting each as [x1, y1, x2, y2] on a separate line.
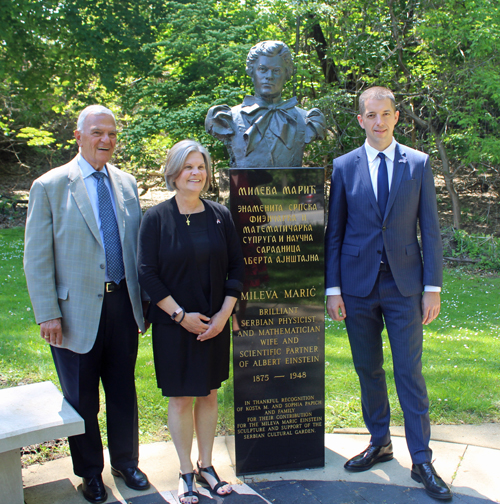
[92, 171, 125, 284]
[377, 153, 389, 264]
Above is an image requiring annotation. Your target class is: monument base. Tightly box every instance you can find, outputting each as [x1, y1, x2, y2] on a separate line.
[225, 166, 325, 475]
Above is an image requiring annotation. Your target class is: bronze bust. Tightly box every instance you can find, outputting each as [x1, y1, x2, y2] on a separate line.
[205, 40, 326, 168]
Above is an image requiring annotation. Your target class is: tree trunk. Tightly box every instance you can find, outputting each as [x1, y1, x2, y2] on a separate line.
[400, 105, 462, 229]
[306, 15, 338, 85]
[434, 131, 461, 229]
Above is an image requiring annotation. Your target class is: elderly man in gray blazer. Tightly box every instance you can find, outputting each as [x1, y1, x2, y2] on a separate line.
[24, 105, 149, 504]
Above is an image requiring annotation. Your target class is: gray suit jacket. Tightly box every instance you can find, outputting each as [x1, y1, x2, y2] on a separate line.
[24, 156, 145, 353]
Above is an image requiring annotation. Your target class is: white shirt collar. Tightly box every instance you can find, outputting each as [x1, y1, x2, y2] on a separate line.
[364, 138, 397, 163]
[77, 153, 109, 179]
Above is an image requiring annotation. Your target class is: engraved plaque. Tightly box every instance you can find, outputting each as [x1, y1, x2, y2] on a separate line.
[228, 167, 325, 475]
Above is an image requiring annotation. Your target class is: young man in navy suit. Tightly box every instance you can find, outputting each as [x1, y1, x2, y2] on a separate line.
[325, 87, 451, 500]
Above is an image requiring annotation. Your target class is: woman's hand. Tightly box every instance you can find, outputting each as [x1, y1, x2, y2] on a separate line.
[196, 295, 237, 341]
[181, 312, 210, 335]
[196, 310, 230, 341]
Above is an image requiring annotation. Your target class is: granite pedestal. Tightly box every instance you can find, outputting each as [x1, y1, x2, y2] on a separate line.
[225, 167, 325, 475]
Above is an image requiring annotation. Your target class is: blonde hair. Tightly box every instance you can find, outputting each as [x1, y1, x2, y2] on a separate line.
[164, 140, 212, 192]
[359, 87, 396, 116]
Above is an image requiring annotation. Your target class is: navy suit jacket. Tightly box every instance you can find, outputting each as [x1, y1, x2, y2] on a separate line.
[325, 143, 443, 298]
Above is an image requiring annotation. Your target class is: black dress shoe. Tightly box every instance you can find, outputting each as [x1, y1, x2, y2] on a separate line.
[82, 475, 108, 503]
[411, 462, 452, 500]
[111, 466, 150, 491]
[344, 442, 394, 472]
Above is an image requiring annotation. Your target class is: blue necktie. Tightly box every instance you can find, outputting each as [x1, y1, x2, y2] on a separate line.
[377, 153, 389, 264]
[377, 152, 389, 216]
[92, 171, 125, 284]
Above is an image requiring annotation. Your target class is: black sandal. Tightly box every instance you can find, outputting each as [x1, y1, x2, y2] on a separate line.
[196, 461, 232, 496]
[178, 472, 199, 504]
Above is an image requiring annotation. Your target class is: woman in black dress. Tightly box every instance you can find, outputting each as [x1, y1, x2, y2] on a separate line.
[138, 140, 244, 504]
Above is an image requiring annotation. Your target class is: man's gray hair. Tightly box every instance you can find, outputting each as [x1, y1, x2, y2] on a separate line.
[246, 41, 294, 81]
[164, 139, 212, 192]
[358, 87, 396, 116]
[77, 105, 116, 131]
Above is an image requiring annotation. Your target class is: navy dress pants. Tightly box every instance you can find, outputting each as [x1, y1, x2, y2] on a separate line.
[343, 269, 432, 465]
[51, 285, 139, 477]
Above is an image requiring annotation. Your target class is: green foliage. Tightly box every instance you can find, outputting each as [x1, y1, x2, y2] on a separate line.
[413, 0, 500, 165]
[16, 128, 56, 147]
[0, 196, 26, 224]
[452, 229, 500, 271]
[2, 0, 500, 227]
[120, 0, 264, 171]
[0, 0, 167, 170]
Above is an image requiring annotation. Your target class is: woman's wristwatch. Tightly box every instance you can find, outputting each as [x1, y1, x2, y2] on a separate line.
[171, 307, 185, 324]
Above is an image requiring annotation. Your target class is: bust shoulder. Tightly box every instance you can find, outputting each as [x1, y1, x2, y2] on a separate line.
[304, 107, 326, 143]
[205, 104, 236, 138]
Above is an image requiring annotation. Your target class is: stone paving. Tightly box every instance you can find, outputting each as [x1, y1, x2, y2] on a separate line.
[21, 424, 500, 503]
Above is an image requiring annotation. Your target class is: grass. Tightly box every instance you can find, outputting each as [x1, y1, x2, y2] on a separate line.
[0, 228, 57, 386]
[1, 227, 499, 453]
[324, 267, 500, 429]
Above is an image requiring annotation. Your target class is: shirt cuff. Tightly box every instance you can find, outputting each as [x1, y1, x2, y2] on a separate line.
[424, 285, 441, 292]
[326, 287, 341, 296]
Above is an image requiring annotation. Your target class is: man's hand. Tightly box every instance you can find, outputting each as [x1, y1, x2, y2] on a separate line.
[40, 318, 63, 346]
[327, 295, 346, 321]
[422, 291, 440, 325]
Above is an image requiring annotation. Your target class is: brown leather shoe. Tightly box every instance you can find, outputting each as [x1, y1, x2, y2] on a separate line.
[411, 462, 452, 500]
[82, 475, 107, 503]
[344, 442, 393, 472]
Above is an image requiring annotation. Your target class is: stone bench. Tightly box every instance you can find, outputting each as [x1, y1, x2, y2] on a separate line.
[0, 381, 84, 504]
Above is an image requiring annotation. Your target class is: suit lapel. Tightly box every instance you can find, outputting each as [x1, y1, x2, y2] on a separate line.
[68, 160, 102, 245]
[357, 148, 382, 219]
[107, 165, 126, 244]
[385, 144, 406, 218]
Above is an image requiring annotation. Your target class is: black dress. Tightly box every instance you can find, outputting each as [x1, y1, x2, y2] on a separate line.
[138, 198, 244, 398]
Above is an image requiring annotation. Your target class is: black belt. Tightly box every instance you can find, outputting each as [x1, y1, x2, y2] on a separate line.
[105, 278, 126, 293]
[379, 262, 391, 272]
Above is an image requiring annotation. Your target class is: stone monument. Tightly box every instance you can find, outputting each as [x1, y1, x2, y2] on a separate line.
[206, 40, 326, 475]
